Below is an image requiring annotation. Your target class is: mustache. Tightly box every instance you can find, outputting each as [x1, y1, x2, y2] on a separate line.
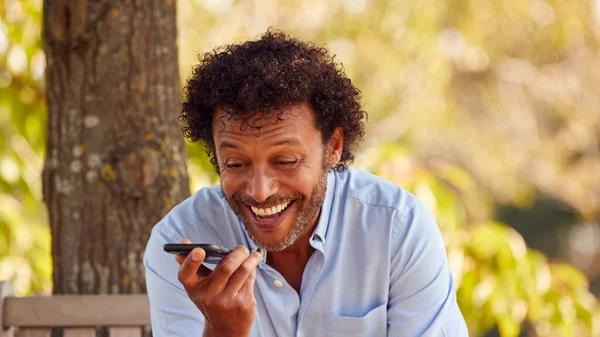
[232, 192, 303, 207]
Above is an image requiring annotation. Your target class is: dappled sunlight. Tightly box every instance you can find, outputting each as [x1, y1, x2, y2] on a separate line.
[1, 0, 599, 335]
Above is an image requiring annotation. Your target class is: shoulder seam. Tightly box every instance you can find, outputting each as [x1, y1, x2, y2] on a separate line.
[154, 221, 183, 242]
[391, 196, 417, 241]
[345, 195, 414, 215]
[154, 204, 227, 242]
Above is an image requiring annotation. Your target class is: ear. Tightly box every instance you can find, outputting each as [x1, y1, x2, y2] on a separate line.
[327, 127, 344, 167]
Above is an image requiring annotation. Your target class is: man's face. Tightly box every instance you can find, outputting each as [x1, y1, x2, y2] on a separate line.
[213, 103, 341, 251]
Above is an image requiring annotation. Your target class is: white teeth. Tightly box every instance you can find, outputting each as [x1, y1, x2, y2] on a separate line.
[251, 201, 290, 217]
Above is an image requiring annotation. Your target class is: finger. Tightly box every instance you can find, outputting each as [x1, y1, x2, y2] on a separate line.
[174, 238, 192, 265]
[207, 245, 250, 292]
[175, 254, 185, 265]
[197, 264, 213, 277]
[222, 251, 262, 297]
[177, 248, 206, 287]
[237, 267, 257, 301]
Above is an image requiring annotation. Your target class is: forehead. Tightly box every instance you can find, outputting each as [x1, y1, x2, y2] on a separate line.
[212, 103, 317, 137]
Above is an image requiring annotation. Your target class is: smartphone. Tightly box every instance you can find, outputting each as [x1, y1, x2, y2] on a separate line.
[163, 243, 233, 264]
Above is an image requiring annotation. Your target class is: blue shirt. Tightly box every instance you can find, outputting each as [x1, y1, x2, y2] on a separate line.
[144, 168, 469, 336]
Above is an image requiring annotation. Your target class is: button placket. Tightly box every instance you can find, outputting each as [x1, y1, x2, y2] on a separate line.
[296, 250, 326, 337]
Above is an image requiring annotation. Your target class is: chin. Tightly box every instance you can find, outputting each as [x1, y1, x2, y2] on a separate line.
[247, 225, 294, 251]
[248, 221, 304, 252]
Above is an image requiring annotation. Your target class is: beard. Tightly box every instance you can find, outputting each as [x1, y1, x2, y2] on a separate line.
[224, 156, 330, 252]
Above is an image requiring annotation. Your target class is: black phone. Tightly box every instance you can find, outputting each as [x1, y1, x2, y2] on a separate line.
[163, 243, 233, 264]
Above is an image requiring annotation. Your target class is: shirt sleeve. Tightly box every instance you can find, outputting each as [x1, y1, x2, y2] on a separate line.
[144, 220, 206, 336]
[387, 197, 469, 336]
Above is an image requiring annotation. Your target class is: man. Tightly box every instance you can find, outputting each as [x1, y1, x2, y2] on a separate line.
[144, 29, 469, 336]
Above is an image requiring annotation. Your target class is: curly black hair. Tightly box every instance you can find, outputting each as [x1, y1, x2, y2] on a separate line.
[180, 29, 367, 172]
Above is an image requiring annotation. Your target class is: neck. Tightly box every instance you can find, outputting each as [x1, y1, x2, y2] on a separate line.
[266, 209, 320, 268]
[267, 228, 314, 265]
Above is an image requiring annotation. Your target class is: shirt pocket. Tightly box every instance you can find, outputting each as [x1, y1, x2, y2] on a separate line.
[324, 302, 387, 336]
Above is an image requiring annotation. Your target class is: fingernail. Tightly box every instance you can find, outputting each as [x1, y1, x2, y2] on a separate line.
[191, 249, 200, 261]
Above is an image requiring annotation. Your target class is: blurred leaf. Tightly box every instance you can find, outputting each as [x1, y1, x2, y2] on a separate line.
[370, 145, 600, 336]
[1, 2, 599, 336]
[0, 0, 48, 296]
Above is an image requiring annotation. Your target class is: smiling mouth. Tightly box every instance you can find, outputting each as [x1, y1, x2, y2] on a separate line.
[250, 200, 293, 219]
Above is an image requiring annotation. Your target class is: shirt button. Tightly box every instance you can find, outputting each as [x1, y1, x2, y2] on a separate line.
[273, 280, 283, 288]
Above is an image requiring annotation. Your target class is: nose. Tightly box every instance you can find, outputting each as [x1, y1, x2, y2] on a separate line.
[246, 165, 278, 203]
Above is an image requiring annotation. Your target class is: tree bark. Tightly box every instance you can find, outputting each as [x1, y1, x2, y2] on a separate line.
[42, 0, 188, 302]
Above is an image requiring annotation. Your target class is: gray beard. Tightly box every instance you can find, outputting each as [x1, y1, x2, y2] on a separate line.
[224, 168, 329, 252]
[248, 180, 326, 252]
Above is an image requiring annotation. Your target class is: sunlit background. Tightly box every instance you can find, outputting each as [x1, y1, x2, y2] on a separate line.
[1, 0, 600, 336]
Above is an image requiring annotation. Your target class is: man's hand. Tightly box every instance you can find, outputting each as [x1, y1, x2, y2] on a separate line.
[176, 239, 263, 337]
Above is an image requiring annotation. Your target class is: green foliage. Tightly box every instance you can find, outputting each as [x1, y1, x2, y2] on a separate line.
[0, 0, 50, 295]
[361, 144, 600, 336]
[1, 1, 599, 336]
[178, 0, 600, 218]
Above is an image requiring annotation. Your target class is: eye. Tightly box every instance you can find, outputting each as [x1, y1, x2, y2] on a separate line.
[225, 162, 244, 169]
[277, 160, 298, 166]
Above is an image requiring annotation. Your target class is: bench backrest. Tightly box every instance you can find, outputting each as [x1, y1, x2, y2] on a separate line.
[1, 282, 150, 337]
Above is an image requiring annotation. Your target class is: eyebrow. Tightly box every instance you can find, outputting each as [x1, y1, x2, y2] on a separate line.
[218, 138, 302, 151]
[272, 138, 301, 147]
[218, 141, 239, 150]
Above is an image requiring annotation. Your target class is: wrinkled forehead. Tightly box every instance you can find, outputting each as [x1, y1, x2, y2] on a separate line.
[212, 104, 314, 134]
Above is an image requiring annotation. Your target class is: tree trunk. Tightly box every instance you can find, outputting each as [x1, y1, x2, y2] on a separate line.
[42, 0, 188, 302]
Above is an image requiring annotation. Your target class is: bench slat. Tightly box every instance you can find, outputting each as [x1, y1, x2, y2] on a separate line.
[15, 328, 51, 337]
[3, 295, 149, 327]
[109, 327, 141, 337]
[63, 328, 96, 337]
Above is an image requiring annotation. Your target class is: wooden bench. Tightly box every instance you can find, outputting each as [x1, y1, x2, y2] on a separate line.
[1, 282, 150, 337]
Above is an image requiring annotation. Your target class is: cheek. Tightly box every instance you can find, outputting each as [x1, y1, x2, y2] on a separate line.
[295, 161, 323, 180]
[219, 175, 241, 197]
[285, 168, 320, 192]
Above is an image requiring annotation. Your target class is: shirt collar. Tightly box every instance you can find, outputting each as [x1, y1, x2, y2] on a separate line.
[310, 169, 336, 244]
